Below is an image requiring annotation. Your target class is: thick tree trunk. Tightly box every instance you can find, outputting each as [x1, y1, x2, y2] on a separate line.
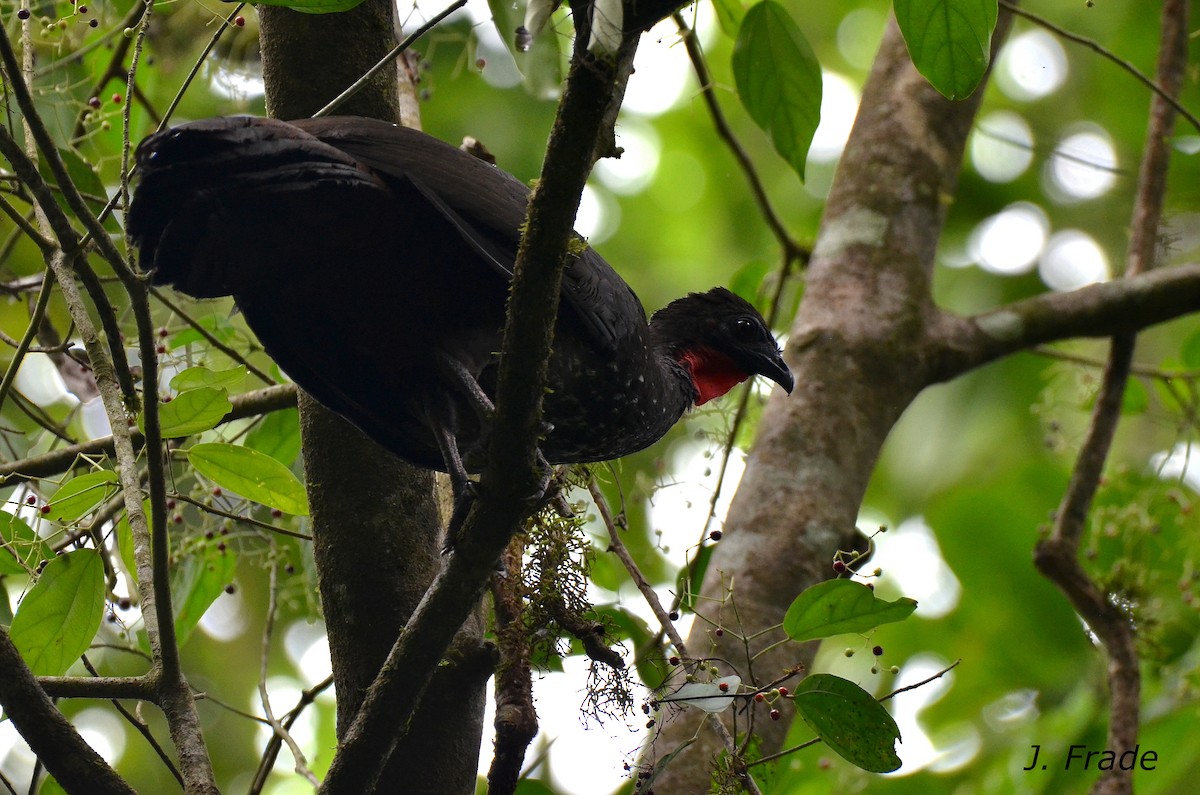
[650, 14, 1006, 791]
[257, 5, 488, 793]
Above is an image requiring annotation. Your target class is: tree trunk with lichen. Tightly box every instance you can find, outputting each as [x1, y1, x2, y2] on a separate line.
[647, 15, 1006, 792]
[257, 4, 488, 792]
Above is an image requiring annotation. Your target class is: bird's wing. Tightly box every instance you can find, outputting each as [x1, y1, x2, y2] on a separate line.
[290, 117, 646, 353]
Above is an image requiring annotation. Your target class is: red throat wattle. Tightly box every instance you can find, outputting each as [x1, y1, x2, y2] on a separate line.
[680, 347, 750, 406]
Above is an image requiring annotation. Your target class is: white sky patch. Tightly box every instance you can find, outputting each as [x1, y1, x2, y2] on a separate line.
[809, 72, 860, 163]
[622, 10, 713, 117]
[207, 59, 266, 103]
[197, 583, 250, 642]
[996, 28, 1068, 101]
[971, 111, 1034, 183]
[593, 120, 662, 195]
[882, 653, 967, 775]
[1039, 229, 1110, 292]
[1152, 442, 1200, 492]
[75, 707, 127, 765]
[969, 202, 1049, 275]
[575, 183, 620, 245]
[15, 352, 77, 407]
[1045, 124, 1119, 203]
[869, 516, 961, 619]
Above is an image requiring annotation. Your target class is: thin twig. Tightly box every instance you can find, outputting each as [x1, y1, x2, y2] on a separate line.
[587, 477, 764, 795]
[257, 553, 320, 785]
[313, 0, 468, 118]
[998, 0, 1200, 134]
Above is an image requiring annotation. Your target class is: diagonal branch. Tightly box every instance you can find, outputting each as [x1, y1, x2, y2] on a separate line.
[930, 264, 1200, 381]
[1032, 3, 1190, 795]
[0, 628, 136, 795]
[315, 38, 634, 795]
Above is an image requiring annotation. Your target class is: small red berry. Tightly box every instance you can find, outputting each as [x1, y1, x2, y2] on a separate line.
[778, 686, 789, 697]
[832, 560, 847, 574]
[78, 5, 87, 12]
[111, 92, 123, 105]
[117, 597, 131, 610]
[714, 628, 724, 637]
[166, 499, 176, 510]
[234, 15, 245, 27]
[172, 514, 183, 525]
[161, 395, 172, 403]
[155, 344, 167, 354]
[26, 494, 36, 505]
[668, 656, 680, 666]
[212, 487, 222, 497]
[87, 96, 101, 109]
[754, 692, 765, 702]
[271, 508, 283, 518]
[216, 541, 227, 552]
[39, 504, 51, 514]
[718, 682, 729, 692]
[770, 709, 781, 721]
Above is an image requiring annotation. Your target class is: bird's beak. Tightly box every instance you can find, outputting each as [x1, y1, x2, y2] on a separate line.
[753, 349, 794, 394]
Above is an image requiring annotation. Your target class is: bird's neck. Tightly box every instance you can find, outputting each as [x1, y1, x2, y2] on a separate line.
[677, 347, 750, 406]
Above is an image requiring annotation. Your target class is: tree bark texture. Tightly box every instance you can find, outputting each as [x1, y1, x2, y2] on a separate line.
[257, 4, 488, 792]
[651, 13, 1008, 791]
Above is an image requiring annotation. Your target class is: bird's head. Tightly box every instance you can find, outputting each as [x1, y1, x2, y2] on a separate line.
[651, 287, 794, 406]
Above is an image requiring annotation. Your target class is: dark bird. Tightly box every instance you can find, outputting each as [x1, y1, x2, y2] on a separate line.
[128, 116, 793, 507]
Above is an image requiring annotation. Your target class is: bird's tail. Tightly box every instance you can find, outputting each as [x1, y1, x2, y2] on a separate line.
[128, 116, 380, 298]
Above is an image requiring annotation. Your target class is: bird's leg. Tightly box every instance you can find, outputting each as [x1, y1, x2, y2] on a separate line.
[435, 353, 557, 522]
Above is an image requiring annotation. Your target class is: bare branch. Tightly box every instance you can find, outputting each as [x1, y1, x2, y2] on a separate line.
[931, 264, 1200, 381]
[0, 629, 136, 795]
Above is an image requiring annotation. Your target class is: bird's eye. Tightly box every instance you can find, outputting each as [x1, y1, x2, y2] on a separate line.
[731, 317, 760, 341]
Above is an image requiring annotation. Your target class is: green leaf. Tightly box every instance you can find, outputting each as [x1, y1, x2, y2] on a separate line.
[37, 776, 68, 795]
[170, 365, 248, 392]
[242, 0, 366, 12]
[169, 314, 236, 351]
[9, 550, 106, 676]
[894, 0, 998, 100]
[150, 387, 233, 439]
[172, 545, 237, 648]
[187, 442, 309, 515]
[0, 511, 53, 575]
[245, 407, 303, 466]
[513, 780, 557, 795]
[1181, 328, 1200, 368]
[733, 1, 823, 181]
[730, 260, 771, 308]
[676, 545, 714, 613]
[115, 499, 151, 588]
[793, 673, 902, 773]
[44, 471, 120, 524]
[711, 0, 745, 37]
[784, 579, 917, 641]
[1122, 379, 1148, 415]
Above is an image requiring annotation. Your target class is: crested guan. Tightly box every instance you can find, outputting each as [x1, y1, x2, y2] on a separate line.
[128, 116, 793, 504]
